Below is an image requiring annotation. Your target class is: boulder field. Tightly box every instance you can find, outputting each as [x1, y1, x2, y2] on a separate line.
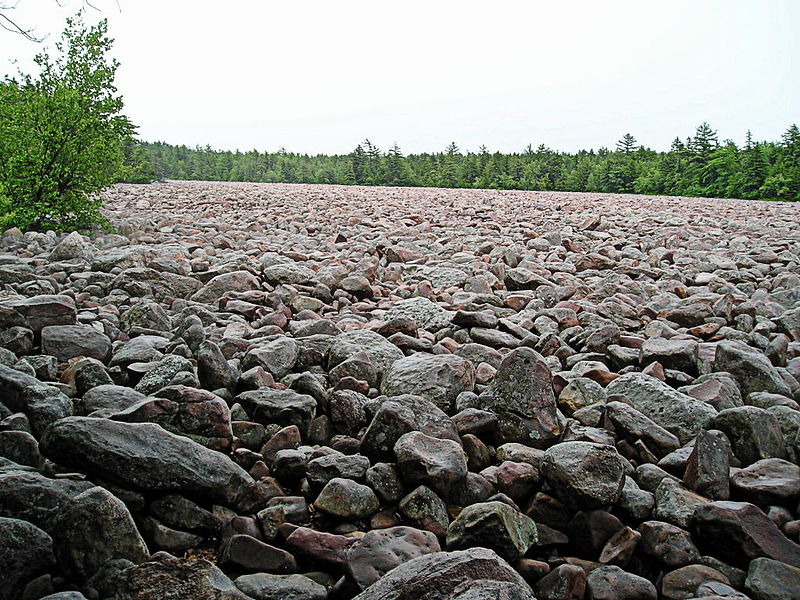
[0, 180, 799, 600]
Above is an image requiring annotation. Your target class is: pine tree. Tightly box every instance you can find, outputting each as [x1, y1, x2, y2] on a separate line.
[616, 133, 638, 153]
[738, 131, 768, 198]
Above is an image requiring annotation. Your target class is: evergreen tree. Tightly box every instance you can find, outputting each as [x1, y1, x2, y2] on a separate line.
[616, 133, 638, 153]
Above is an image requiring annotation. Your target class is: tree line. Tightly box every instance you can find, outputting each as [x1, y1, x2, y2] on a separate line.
[131, 123, 800, 201]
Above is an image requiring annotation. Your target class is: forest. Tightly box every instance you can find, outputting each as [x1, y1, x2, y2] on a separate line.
[129, 123, 800, 202]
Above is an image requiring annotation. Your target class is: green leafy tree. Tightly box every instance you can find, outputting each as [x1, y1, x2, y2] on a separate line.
[0, 15, 134, 231]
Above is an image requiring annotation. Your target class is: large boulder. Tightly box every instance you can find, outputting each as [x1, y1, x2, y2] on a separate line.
[327, 330, 403, 382]
[446, 501, 538, 561]
[235, 388, 317, 433]
[0, 470, 93, 533]
[693, 501, 800, 568]
[0, 364, 73, 437]
[384, 297, 453, 332]
[111, 557, 249, 600]
[394, 431, 468, 496]
[313, 478, 380, 520]
[714, 340, 793, 397]
[541, 441, 626, 510]
[41, 325, 112, 362]
[709, 406, 787, 465]
[51, 486, 149, 580]
[351, 547, 533, 600]
[0, 516, 55, 600]
[111, 385, 233, 451]
[360, 394, 460, 461]
[133, 355, 194, 396]
[381, 354, 475, 412]
[190, 270, 260, 304]
[242, 337, 298, 380]
[40, 417, 264, 513]
[477, 347, 565, 447]
[4, 295, 76, 332]
[606, 372, 717, 444]
[234, 573, 327, 600]
[346, 526, 441, 590]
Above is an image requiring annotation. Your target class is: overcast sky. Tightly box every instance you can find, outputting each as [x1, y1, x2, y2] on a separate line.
[1, 0, 798, 154]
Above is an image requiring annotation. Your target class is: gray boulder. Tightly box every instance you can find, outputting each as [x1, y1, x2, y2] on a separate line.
[541, 441, 625, 510]
[0, 516, 55, 600]
[0, 364, 73, 437]
[351, 548, 532, 600]
[41, 324, 112, 362]
[446, 501, 538, 561]
[477, 347, 565, 447]
[381, 354, 475, 412]
[51, 486, 149, 579]
[111, 557, 249, 600]
[360, 394, 460, 461]
[714, 340, 793, 397]
[606, 372, 717, 444]
[40, 417, 264, 512]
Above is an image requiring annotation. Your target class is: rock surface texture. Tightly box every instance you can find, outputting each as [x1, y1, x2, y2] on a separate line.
[0, 180, 798, 599]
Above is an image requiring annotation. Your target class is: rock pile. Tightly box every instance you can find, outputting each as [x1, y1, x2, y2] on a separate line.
[0, 180, 799, 600]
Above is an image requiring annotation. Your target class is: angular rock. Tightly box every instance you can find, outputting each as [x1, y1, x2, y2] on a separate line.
[242, 337, 298, 380]
[446, 501, 538, 561]
[236, 388, 317, 433]
[478, 347, 565, 447]
[683, 429, 731, 500]
[714, 340, 793, 397]
[327, 330, 404, 381]
[709, 406, 787, 465]
[395, 431, 468, 497]
[641, 337, 699, 374]
[52, 486, 149, 579]
[284, 526, 357, 568]
[730, 458, 800, 505]
[197, 340, 239, 391]
[219, 534, 296, 573]
[191, 270, 260, 304]
[0, 516, 55, 599]
[234, 573, 327, 600]
[384, 297, 452, 332]
[0, 470, 93, 533]
[133, 354, 194, 395]
[745, 557, 800, 600]
[360, 394, 459, 461]
[314, 477, 380, 519]
[606, 372, 717, 444]
[111, 557, 249, 600]
[693, 501, 800, 568]
[398, 485, 450, 537]
[605, 400, 681, 458]
[638, 520, 699, 568]
[41, 324, 112, 362]
[0, 364, 73, 437]
[585, 565, 657, 600]
[5, 295, 76, 332]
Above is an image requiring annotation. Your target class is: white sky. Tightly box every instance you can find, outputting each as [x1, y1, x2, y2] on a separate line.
[1, 0, 798, 154]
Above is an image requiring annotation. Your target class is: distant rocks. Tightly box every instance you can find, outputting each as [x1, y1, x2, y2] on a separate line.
[0, 180, 799, 598]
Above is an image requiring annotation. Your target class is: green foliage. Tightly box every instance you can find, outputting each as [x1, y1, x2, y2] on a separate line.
[132, 122, 800, 202]
[0, 15, 134, 232]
